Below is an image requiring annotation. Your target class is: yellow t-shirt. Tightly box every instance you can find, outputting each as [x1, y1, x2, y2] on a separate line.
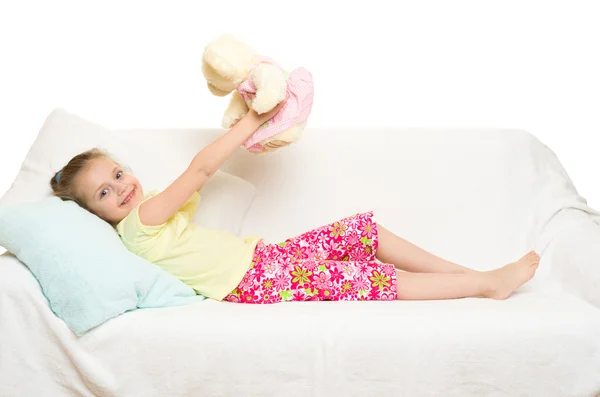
[116, 190, 261, 301]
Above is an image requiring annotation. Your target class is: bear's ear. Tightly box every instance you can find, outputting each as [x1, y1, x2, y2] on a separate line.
[202, 34, 255, 80]
[203, 47, 237, 80]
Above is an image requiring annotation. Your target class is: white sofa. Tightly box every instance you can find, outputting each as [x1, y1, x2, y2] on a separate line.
[1, 116, 600, 396]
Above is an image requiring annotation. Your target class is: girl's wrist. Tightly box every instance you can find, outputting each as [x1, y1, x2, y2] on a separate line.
[244, 109, 263, 128]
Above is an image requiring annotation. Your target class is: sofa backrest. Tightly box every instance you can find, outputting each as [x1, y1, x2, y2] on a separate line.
[117, 126, 584, 270]
[3, 106, 592, 271]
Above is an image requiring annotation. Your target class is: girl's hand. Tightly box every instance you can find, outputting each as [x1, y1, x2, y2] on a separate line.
[246, 95, 288, 126]
[185, 95, 290, 185]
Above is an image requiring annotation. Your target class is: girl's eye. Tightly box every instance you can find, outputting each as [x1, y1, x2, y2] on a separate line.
[100, 189, 108, 198]
[116, 171, 123, 179]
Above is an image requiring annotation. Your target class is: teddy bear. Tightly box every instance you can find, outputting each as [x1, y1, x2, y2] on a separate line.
[201, 34, 314, 153]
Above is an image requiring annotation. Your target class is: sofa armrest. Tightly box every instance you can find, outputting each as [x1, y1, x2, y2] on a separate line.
[0, 251, 42, 295]
[544, 214, 600, 308]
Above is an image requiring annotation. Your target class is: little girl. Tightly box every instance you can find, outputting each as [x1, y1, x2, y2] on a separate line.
[50, 100, 540, 303]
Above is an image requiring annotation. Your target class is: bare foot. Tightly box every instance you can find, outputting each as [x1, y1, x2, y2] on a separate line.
[482, 251, 540, 299]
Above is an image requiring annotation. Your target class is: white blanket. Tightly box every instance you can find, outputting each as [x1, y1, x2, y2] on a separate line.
[2, 254, 600, 396]
[2, 126, 600, 396]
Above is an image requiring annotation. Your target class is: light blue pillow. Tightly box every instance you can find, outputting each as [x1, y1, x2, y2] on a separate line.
[0, 196, 205, 335]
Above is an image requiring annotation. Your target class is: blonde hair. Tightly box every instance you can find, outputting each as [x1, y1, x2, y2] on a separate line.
[50, 148, 121, 210]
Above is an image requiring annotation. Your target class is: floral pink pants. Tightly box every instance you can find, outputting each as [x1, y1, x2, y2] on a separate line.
[223, 211, 397, 303]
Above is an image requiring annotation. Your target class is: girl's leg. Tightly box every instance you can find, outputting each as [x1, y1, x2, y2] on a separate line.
[395, 251, 540, 300]
[376, 224, 479, 274]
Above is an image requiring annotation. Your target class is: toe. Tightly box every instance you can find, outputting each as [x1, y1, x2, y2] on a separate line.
[531, 257, 540, 267]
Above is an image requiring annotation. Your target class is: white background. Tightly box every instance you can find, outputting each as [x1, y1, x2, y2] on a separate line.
[1, 0, 599, 209]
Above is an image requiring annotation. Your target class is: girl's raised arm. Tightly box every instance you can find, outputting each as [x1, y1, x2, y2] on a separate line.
[138, 100, 286, 226]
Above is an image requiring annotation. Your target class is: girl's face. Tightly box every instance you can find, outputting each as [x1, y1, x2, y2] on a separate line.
[77, 157, 144, 224]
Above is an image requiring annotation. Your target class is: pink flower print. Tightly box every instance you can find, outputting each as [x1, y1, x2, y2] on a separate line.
[343, 288, 359, 300]
[304, 229, 321, 244]
[341, 263, 355, 277]
[352, 276, 370, 292]
[380, 291, 396, 301]
[364, 244, 374, 258]
[290, 245, 311, 262]
[264, 262, 276, 275]
[316, 232, 330, 248]
[381, 264, 396, 277]
[224, 294, 240, 303]
[238, 274, 255, 290]
[291, 265, 312, 288]
[329, 221, 348, 238]
[253, 266, 266, 282]
[318, 288, 336, 300]
[341, 280, 354, 294]
[349, 248, 371, 262]
[312, 271, 333, 290]
[322, 236, 337, 249]
[301, 260, 318, 271]
[253, 254, 264, 267]
[345, 214, 361, 229]
[360, 218, 377, 239]
[279, 262, 294, 273]
[368, 287, 381, 300]
[293, 290, 307, 301]
[346, 233, 360, 247]
[239, 291, 254, 303]
[328, 267, 345, 284]
[277, 258, 294, 273]
[262, 278, 274, 291]
[260, 292, 282, 304]
[358, 211, 373, 223]
[302, 245, 319, 261]
[281, 241, 296, 255]
[327, 260, 344, 273]
[369, 270, 391, 291]
[323, 239, 342, 261]
[251, 292, 263, 303]
[312, 250, 325, 261]
[273, 273, 289, 291]
[274, 243, 288, 257]
[339, 250, 350, 262]
[357, 263, 371, 276]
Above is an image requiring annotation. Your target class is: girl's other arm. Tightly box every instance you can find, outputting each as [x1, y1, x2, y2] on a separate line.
[138, 99, 286, 226]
